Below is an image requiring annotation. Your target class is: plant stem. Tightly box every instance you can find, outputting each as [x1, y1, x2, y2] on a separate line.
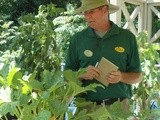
[3, 115, 8, 120]
[62, 86, 70, 104]
[58, 114, 64, 120]
[15, 107, 21, 119]
[17, 106, 22, 117]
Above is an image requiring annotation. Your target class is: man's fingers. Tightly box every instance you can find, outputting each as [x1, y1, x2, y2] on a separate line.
[106, 71, 122, 83]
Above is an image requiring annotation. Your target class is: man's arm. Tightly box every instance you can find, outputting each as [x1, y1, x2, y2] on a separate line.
[107, 71, 142, 84]
[78, 65, 142, 85]
[121, 72, 142, 84]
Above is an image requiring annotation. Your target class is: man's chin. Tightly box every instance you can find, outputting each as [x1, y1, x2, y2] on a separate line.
[88, 24, 96, 29]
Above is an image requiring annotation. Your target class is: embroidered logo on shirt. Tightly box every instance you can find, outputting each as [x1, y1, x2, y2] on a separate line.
[115, 47, 125, 53]
[84, 50, 93, 57]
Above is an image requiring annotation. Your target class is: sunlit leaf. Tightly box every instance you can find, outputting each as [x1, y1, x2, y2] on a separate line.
[20, 80, 31, 94]
[2, 21, 14, 29]
[7, 67, 20, 86]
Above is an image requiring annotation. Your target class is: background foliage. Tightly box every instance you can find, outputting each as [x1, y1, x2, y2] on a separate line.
[0, 1, 160, 120]
[0, 0, 80, 23]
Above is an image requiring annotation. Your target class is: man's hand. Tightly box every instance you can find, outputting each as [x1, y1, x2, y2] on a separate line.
[106, 71, 142, 84]
[79, 65, 101, 80]
[106, 70, 122, 84]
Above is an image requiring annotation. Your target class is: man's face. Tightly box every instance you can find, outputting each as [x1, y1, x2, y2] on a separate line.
[84, 6, 109, 30]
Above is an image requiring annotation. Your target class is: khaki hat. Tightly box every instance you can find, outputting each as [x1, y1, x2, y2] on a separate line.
[74, 0, 119, 14]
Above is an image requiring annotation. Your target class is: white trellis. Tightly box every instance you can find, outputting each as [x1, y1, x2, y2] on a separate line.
[110, 0, 160, 43]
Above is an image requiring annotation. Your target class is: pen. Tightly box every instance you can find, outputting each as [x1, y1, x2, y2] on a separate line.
[95, 62, 99, 67]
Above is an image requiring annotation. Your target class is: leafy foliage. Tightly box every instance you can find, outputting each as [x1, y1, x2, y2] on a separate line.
[0, 0, 80, 23]
[133, 31, 160, 118]
[0, 4, 86, 75]
[0, 3, 160, 120]
[0, 63, 103, 120]
[0, 20, 18, 52]
[5, 5, 64, 74]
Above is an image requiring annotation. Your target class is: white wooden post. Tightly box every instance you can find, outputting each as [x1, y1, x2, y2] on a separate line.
[142, 1, 148, 32]
[147, 4, 153, 42]
[109, 0, 122, 27]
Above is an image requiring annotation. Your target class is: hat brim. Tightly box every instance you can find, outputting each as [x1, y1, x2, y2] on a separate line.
[74, 4, 119, 14]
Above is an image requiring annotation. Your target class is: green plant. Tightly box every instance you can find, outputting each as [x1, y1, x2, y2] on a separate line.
[0, 20, 19, 52]
[7, 4, 65, 75]
[0, 61, 105, 120]
[133, 31, 160, 118]
[1, 3, 160, 119]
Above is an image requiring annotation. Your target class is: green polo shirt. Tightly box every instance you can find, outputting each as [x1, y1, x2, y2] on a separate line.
[65, 22, 141, 101]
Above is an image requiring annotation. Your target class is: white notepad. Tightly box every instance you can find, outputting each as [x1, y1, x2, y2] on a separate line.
[95, 57, 119, 86]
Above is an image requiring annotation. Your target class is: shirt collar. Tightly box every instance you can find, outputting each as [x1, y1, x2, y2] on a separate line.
[87, 21, 120, 38]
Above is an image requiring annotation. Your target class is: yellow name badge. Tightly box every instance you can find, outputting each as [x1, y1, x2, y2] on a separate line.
[115, 47, 125, 53]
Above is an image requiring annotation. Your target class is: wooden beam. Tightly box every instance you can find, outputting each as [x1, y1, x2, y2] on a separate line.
[124, 0, 144, 5]
[147, 0, 160, 3]
[149, 30, 160, 43]
[121, 0, 138, 35]
[150, 6, 160, 18]
[123, 6, 140, 28]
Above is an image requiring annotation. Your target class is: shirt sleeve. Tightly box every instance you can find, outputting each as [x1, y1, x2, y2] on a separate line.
[126, 32, 142, 72]
[65, 37, 79, 71]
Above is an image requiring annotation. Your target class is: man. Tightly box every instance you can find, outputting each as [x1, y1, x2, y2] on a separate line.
[65, 0, 142, 109]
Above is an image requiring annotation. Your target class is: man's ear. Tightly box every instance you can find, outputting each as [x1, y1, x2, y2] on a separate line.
[102, 5, 109, 14]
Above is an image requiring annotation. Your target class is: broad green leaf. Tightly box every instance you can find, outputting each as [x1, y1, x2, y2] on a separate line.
[19, 94, 31, 106]
[75, 97, 94, 108]
[41, 91, 50, 100]
[20, 80, 32, 94]
[28, 72, 37, 81]
[42, 70, 63, 90]
[48, 99, 68, 118]
[107, 102, 131, 119]
[48, 81, 64, 94]
[69, 81, 103, 96]
[41, 70, 55, 89]
[63, 70, 81, 85]
[10, 72, 22, 89]
[74, 99, 112, 120]
[23, 114, 34, 120]
[71, 109, 89, 120]
[34, 110, 51, 120]
[22, 106, 35, 120]
[0, 102, 19, 116]
[29, 79, 43, 91]
[7, 67, 20, 86]
[89, 106, 111, 120]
